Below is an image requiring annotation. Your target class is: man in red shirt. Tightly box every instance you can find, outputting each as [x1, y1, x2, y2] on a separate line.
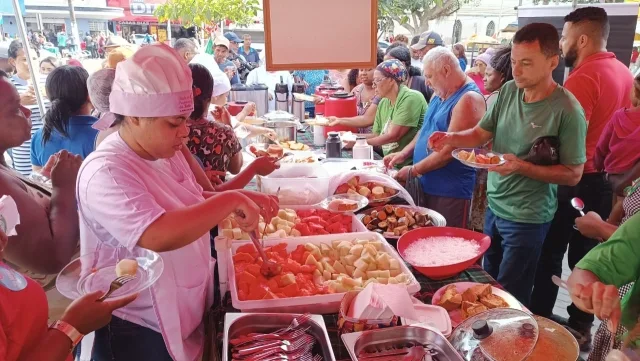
[530, 6, 633, 351]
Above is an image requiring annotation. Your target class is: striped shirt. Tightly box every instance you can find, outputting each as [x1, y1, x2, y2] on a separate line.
[10, 75, 49, 176]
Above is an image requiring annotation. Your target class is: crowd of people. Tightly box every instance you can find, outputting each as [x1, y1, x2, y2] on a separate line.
[0, 5, 638, 361]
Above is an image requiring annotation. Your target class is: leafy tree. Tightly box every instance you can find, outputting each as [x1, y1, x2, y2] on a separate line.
[155, 0, 260, 28]
[378, 0, 477, 35]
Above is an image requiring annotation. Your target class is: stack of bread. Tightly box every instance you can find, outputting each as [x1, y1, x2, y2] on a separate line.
[438, 284, 509, 319]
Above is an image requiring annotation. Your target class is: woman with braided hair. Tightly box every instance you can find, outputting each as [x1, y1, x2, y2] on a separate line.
[483, 45, 513, 108]
[30, 65, 97, 174]
[469, 45, 513, 232]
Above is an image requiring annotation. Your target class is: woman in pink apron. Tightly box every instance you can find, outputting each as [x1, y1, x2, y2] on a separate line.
[78, 44, 278, 361]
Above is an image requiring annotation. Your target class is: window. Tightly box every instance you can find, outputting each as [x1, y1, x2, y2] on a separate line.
[89, 21, 106, 32]
[486, 21, 496, 37]
[453, 20, 462, 44]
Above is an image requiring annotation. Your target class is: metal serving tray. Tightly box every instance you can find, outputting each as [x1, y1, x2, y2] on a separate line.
[223, 313, 336, 361]
[341, 325, 464, 361]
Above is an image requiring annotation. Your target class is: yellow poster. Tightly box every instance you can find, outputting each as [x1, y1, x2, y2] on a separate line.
[158, 28, 167, 43]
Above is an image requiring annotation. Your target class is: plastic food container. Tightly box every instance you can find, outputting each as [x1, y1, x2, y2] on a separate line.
[256, 164, 330, 206]
[217, 232, 421, 314]
[214, 206, 368, 292]
[401, 301, 452, 337]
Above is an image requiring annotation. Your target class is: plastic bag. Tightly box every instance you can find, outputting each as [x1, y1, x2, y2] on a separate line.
[327, 171, 415, 206]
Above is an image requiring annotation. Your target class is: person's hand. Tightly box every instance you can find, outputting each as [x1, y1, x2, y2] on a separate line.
[395, 166, 412, 183]
[383, 152, 408, 169]
[60, 291, 138, 335]
[232, 192, 262, 232]
[232, 59, 241, 69]
[327, 116, 340, 127]
[210, 106, 224, 121]
[239, 190, 280, 224]
[428, 131, 452, 152]
[490, 154, 524, 177]
[575, 212, 605, 240]
[268, 93, 274, 101]
[50, 150, 83, 190]
[263, 129, 278, 142]
[242, 102, 256, 116]
[570, 281, 621, 324]
[41, 153, 58, 178]
[250, 156, 280, 176]
[312, 95, 325, 104]
[224, 66, 236, 80]
[205, 170, 225, 186]
[20, 89, 37, 106]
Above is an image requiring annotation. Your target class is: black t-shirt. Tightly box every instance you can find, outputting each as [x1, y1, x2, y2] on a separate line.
[410, 75, 434, 104]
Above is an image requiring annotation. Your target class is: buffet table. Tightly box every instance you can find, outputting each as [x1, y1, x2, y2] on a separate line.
[212, 264, 500, 360]
[243, 128, 382, 191]
[212, 127, 502, 360]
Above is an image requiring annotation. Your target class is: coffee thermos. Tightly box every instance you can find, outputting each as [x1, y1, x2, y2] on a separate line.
[291, 82, 306, 122]
[326, 132, 342, 158]
[274, 76, 289, 112]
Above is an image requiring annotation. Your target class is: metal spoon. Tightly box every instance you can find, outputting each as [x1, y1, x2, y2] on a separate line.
[571, 197, 585, 230]
[249, 230, 282, 278]
[571, 197, 586, 216]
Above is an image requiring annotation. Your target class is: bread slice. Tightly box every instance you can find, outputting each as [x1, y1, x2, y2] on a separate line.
[470, 284, 492, 298]
[479, 294, 509, 309]
[461, 301, 488, 319]
[438, 285, 462, 311]
[462, 287, 479, 303]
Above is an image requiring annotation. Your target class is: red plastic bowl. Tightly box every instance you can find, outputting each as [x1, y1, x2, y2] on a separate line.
[397, 227, 491, 280]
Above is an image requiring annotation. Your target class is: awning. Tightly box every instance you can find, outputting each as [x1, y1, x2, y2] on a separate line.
[111, 15, 158, 23]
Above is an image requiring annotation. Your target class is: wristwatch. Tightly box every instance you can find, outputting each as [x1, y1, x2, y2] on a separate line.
[50, 320, 83, 348]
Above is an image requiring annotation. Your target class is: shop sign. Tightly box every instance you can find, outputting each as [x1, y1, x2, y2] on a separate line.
[130, 0, 159, 15]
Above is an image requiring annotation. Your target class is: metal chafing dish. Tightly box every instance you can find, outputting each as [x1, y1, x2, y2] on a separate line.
[223, 313, 336, 361]
[449, 308, 579, 361]
[341, 325, 464, 361]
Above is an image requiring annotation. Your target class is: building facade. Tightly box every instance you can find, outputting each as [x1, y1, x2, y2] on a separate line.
[1, 0, 123, 37]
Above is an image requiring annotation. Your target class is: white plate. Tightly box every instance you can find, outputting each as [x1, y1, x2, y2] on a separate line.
[452, 148, 506, 169]
[431, 282, 523, 327]
[317, 194, 369, 214]
[56, 248, 164, 300]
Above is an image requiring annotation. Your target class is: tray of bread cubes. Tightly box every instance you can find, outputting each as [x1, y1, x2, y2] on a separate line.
[432, 282, 522, 327]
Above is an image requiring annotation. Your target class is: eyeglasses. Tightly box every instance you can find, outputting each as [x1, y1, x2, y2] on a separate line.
[372, 77, 386, 85]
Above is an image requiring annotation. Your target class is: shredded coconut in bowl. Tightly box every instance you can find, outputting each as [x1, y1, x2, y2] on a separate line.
[403, 236, 480, 267]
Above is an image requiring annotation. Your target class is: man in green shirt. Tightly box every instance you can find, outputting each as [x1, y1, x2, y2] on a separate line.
[568, 211, 640, 347]
[364, 59, 426, 168]
[429, 23, 587, 307]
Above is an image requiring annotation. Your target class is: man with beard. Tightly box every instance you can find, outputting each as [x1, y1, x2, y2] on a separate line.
[530, 7, 633, 351]
[429, 23, 586, 307]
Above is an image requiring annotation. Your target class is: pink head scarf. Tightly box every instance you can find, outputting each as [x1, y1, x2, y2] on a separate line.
[93, 43, 195, 131]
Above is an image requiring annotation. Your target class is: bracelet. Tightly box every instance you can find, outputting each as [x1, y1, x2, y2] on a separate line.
[411, 166, 422, 178]
[50, 320, 83, 348]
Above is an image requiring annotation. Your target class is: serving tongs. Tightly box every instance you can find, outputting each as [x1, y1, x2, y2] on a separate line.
[358, 343, 440, 361]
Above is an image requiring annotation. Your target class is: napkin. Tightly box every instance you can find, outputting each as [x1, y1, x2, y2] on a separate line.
[0, 195, 20, 236]
[348, 283, 418, 321]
